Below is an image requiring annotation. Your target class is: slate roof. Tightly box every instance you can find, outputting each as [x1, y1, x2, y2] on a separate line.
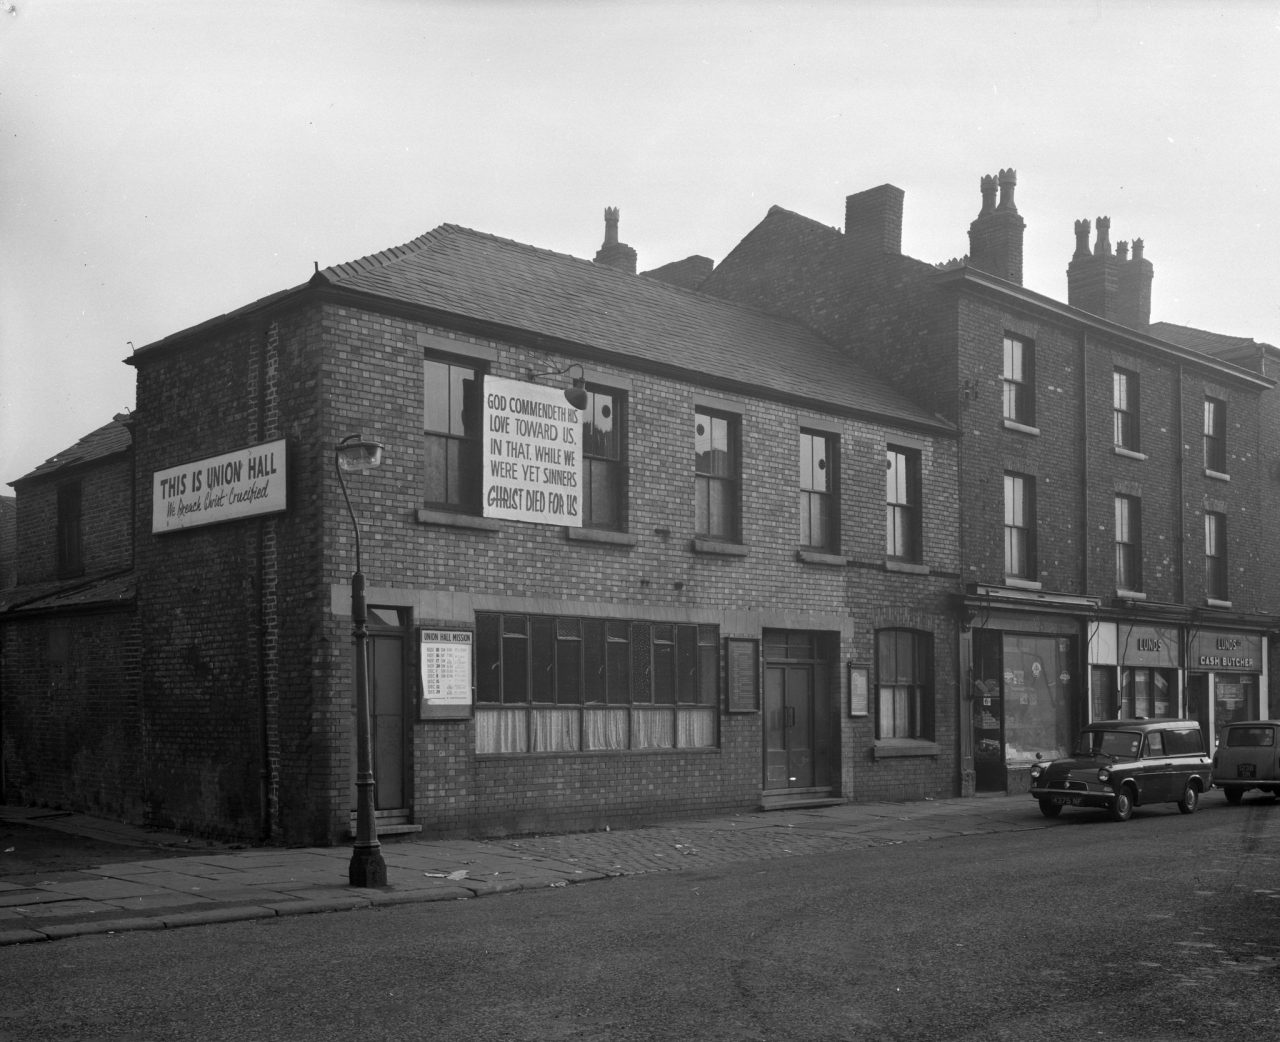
[314, 224, 950, 433]
[13, 414, 132, 485]
[0, 571, 135, 615]
[1148, 322, 1274, 360]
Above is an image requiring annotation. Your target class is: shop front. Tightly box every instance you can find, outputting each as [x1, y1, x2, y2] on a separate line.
[1188, 628, 1267, 745]
[965, 589, 1096, 794]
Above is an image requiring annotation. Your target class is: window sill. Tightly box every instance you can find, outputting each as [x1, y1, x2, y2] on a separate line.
[416, 508, 501, 531]
[1002, 419, 1040, 436]
[1204, 468, 1231, 483]
[797, 549, 849, 567]
[1116, 589, 1146, 602]
[1114, 446, 1148, 462]
[692, 538, 748, 557]
[1205, 598, 1234, 610]
[566, 527, 638, 547]
[1004, 576, 1042, 591]
[873, 739, 940, 760]
[885, 559, 929, 575]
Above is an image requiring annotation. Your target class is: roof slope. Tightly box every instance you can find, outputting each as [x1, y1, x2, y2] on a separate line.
[13, 413, 132, 485]
[315, 224, 949, 432]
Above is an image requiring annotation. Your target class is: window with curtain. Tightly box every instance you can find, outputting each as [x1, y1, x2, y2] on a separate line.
[885, 445, 921, 562]
[876, 629, 932, 740]
[799, 430, 837, 551]
[1004, 472, 1036, 579]
[1203, 397, 1227, 473]
[1002, 334, 1035, 425]
[583, 387, 625, 530]
[1205, 511, 1228, 601]
[1115, 494, 1142, 591]
[695, 409, 740, 541]
[475, 613, 720, 754]
[423, 356, 482, 511]
[1113, 368, 1140, 451]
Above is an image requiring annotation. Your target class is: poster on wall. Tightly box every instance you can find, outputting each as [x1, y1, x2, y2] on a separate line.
[151, 439, 287, 534]
[419, 628, 474, 720]
[482, 375, 583, 527]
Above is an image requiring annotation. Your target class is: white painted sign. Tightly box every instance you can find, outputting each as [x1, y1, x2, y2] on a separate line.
[482, 375, 583, 526]
[152, 439, 287, 533]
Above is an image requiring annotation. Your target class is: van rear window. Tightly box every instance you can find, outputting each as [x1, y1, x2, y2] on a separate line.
[1161, 728, 1205, 755]
[1226, 726, 1276, 748]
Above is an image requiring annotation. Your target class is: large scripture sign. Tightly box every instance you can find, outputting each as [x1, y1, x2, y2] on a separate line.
[152, 439, 287, 533]
[482, 375, 583, 526]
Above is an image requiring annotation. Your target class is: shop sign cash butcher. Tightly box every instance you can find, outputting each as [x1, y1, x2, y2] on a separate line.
[152, 439, 287, 533]
[482, 376, 583, 526]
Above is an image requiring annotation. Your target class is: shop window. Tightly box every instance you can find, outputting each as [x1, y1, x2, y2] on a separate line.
[875, 629, 932, 740]
[1001, 634, 1075, 761]
[1114, 494, 1142, 591]
[423, 356, 482, 512]
[1203, 397, 1227, 473]
[1214, 674, 1259, 734]
[799, 430, 837, 552]
[475, 613, 719, 754]
[56, 481, 83, 578]
[695, 409, 740, 541]
[583, 387, 625, 530]
[1119, 667, 1177, 718]
[1002, 334, 1035, 426]
[885, 445, 921, 563]
[1205, 511, 1228, 601]
[1113, 368, 1140, 451]
[1003, 472, 1036, 580]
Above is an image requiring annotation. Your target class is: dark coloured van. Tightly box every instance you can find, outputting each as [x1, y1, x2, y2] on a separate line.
[1213, 721, 1280, 803]
[1028, 719, 1211, 822]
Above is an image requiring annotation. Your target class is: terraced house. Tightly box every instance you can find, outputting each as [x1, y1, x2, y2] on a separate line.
[703, 169, 1277, 794]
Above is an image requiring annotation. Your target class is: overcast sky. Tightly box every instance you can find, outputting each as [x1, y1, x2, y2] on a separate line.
[3, 0, 1278, 488]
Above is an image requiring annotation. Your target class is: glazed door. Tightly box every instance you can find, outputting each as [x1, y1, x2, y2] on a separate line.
[359, 607, 411, 818]
[764, 664, 816, 789]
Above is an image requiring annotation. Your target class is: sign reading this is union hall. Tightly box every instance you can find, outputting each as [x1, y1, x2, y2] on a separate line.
[151, 439, 287, 533]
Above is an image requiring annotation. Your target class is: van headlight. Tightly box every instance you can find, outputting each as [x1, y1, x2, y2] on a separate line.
[1030, 764, 1044, 780]
[1098, 767, 1111, 782]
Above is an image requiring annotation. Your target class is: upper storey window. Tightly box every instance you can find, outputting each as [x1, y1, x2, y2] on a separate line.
[424, 356, 483, 512]
[56, 481, 83, 578]
[799, 430, 837, 552]
[1003, 472, 1036, 580]
[1203, 397, 1227, 474]
[695, 409, 740, 542]
[1113, 369, 1140, 452]
[885, 445, 921, 563]
[1002, 334, 1035, 426]
[582, 387, 625, 530]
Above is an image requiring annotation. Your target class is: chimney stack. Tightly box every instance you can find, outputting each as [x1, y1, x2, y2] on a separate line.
[844, 184, 904, 255]
[1067, 217, 1152, 328]
[967, 168, 1025, 284]
[594, 207, 637, 274]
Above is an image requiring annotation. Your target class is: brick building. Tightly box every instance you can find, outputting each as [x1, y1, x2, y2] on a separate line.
[0, 416, 140, 812]
[704, 170, 1277, 793]
[3, 213, 963, 844]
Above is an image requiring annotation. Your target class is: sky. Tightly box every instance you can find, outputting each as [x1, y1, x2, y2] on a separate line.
[3, 0, 1279, 488]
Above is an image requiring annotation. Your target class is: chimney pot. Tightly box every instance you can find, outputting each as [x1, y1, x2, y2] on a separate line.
[1094, 216, 1112, 257]
[996, 168, 1018, 212]
[594, 206, 637, 274]
[979, 174, 998, 215]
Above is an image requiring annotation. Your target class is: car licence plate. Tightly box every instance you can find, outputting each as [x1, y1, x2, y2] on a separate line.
[1053, 796, 1081, 806]
[1238, 764, 1257, 778]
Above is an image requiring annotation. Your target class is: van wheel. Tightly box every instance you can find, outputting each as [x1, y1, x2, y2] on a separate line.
[1178, 782, 1200, 814]
[1038, 799, 1062, 818]
[1109, 788, 1134, 822]
[1224, 787, 1243, 805]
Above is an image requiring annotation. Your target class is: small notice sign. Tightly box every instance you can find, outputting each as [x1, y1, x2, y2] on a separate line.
[482, 376, 583, 527]
[420, 629, 473, 719]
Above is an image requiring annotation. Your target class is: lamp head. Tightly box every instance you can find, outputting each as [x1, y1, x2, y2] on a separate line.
[564, 377, 589, 411]
[336, 435, 385, 472]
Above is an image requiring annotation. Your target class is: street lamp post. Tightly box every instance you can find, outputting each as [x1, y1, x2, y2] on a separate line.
[335, 434, 387, 888]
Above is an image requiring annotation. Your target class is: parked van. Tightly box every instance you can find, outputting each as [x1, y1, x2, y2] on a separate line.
[1213, 720, 1280, 803]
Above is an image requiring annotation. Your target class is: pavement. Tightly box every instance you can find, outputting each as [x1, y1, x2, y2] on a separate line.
[0, 794, 1046, 947]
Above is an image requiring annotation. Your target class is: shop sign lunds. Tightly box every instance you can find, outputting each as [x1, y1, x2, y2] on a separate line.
[151, 439, 287, 533]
